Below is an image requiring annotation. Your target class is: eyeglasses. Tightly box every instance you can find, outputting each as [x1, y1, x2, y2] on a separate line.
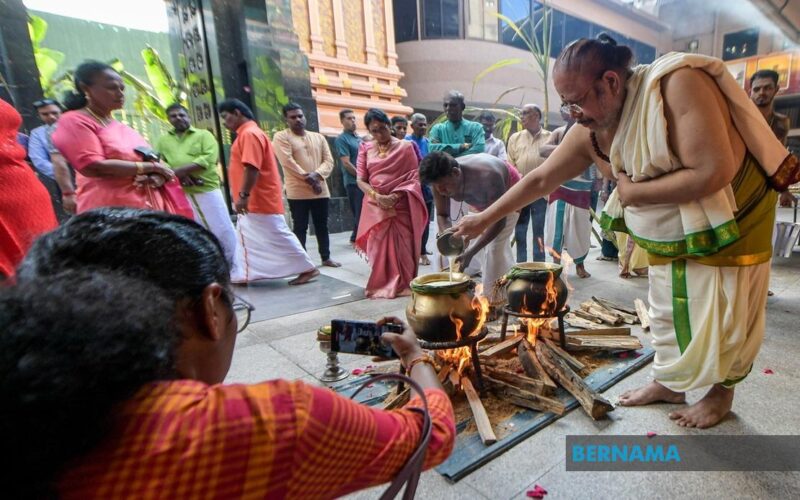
[559, 76, 604, 117]
[33, 99, 59, 109]
[231, 294, 255, 333]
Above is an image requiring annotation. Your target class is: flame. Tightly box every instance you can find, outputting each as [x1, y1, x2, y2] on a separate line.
[439, 290, 492, 376]
[517, 266, 562, 345]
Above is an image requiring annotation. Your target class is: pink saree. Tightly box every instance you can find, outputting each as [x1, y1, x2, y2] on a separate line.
[52, 111, 191, 217]
[356, 140, 428, 298]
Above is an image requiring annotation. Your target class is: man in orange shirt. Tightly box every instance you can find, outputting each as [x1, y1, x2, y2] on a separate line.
[218, 99, 318, 285]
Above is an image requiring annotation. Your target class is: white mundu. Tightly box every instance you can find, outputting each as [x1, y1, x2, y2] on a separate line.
[231, 213, 315, 283]
[187, 189, 243, 278]
[647, 260, 770, 391]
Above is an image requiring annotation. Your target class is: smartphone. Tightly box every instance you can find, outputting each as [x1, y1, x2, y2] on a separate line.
[330, 319, 402, 358]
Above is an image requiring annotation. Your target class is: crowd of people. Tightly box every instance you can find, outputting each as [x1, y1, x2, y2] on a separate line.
[2, 31, 799, 497]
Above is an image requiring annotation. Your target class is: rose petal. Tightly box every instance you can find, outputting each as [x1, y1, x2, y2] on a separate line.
[526, 491, 544, 499]
[763, 368, 774, 375]
[534, 484, 548, 494]
[351, 368, 364, 375]
[618, 352, 629, 359]
[647, 431, 657, 438]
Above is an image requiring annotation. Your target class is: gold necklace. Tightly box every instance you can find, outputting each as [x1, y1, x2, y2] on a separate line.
[377, 140, 392, 158]
[85, 106, 111, 126]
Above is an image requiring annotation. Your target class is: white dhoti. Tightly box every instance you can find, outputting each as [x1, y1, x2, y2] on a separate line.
[187, 190, 243, 277]
[544, 199, 591, 264]
[231, 213, 315, 283]
[480, 212, 519, 297]
[648, 259, 770, 392]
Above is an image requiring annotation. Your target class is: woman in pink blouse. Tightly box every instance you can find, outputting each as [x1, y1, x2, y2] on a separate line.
[53, 61, 190, 216]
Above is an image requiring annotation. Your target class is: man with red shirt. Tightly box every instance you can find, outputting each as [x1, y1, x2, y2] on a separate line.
[218, 99, 318, 285]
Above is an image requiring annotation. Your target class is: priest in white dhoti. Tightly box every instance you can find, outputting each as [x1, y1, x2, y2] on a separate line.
[453, 35, 799, 428]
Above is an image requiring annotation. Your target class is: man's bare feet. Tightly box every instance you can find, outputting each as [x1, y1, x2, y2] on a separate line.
[618, 381, 686, 406]
[633, 268, 649, 277]
[322, 259, 341, 268]
[289, 268, 320, 285]
[596, 255, 616, 261]
[576, 264, 591, 278]
[419, 254, 430, 266]
[669, 384, 733, 428]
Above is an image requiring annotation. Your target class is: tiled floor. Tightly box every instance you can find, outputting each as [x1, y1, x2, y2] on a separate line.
[225, 207, 800, 499]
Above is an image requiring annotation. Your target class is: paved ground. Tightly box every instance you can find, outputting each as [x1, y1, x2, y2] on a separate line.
[225, 207, 800, 500]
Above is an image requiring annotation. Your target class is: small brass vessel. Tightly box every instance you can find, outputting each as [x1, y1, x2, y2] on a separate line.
[405, 272, 479, 342]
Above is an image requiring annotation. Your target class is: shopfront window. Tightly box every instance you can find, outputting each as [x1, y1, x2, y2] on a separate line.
[466, 0, 499, 42]
[423, 0, 461, 39]
[723, 28, 759, 61]
[394, 0, 418, 43]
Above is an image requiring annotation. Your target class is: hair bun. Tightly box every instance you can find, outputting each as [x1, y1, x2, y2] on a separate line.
[596, 32, 618, 46]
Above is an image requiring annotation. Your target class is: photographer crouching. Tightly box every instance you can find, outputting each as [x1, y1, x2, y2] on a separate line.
[0, 208, 455, 498]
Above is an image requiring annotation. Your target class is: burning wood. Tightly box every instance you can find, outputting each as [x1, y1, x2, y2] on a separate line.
[543, 339, 586, 372]
[534, 341, 614, 420]
[478, 334, 523, 358]
[518, 339, 557, 392]
[486, 376, 566, 415]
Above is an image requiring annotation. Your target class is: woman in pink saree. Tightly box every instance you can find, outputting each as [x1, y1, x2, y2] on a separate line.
[52, 61, 191, 217]
[356, 109, 428, 298]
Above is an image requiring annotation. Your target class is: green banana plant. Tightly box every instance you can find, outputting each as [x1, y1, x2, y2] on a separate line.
[28, 14, 72, 98]
[471, 1, 554, 128]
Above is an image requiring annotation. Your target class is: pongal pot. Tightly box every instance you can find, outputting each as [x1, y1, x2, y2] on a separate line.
[405, 272, 480, 342]
[505, 263, 568, 316]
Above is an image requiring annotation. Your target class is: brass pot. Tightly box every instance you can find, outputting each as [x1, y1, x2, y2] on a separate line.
[505, 262, 568, 316]
[406, 272, 479, 342]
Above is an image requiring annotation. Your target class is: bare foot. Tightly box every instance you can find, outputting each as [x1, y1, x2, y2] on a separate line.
[289, 268, 320, 285]
[633, 268, 649, 277]
[576, 264, 591, 278]
[669, 384, 733, 428]
[322, 259, 342, 268]
[768, 290, 775, 296]
[618, 381, 686, 406]
[596, 255, 616, 261]
[419, 255, 430, 266]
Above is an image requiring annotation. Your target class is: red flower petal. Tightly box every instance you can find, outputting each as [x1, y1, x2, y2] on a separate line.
[618, 352, 629, 359]
[647, 431, 657, 438]
[763, 368, 774, 374]
[534, 485, 548, 494]
[526, 491, 544, 499]
[351, 368, 364, 375]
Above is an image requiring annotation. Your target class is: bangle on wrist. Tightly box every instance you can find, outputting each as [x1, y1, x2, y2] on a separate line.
[62, 190, 75, 196]
[403, 353, 435, 374]
[239, 191, 250, 198]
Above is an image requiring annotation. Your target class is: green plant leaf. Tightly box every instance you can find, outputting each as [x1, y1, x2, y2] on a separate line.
[472, 58, 523, 95]
[494, 13, 535, 53]
[28, 14, 47, 47]
[34, 47, 64, 89]
[141, 45, 177, 108]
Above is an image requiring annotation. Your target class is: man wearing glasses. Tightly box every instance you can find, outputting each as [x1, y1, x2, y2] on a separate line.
[29, 99, 76, 218]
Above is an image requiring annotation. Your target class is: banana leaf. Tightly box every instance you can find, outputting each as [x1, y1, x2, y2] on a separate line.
[141, 46, 178, 108]
[35, 47, 64, 90]
[471, 58, 523, 95]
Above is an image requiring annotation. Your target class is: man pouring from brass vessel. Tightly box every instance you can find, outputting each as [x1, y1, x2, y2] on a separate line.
[452, 34, 799, 429]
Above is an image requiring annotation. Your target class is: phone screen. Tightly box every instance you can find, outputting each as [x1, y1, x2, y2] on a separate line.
[330, 319, 400, 358]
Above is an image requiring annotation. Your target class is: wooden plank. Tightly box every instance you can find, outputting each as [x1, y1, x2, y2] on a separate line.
[565, 314, 603, 330]
[383, 388, 410, 410]
[484, 376, 563, 413]
[506, 394, 566, 416]
[518, 339, 557, 391]
[461, 376, 498, 445]
[570, 309, 604, 324]
[634, 298, 650, 330]
[478, 334, 523, 358]
[566, 326, 632, 336]
[585, 304, 623, 325]
[591, 296, 638, 316]
[484, 366, 546, 395]
[534, 341, 614, 420]
[544, 338, 586, 372]
[567, 335, 642, 350]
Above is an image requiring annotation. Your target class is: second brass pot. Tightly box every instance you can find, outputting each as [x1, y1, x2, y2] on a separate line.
[405, 272, 479, 342]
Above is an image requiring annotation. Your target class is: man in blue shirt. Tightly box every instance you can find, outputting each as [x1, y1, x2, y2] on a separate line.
[405, 113, 433, 265]
[334, 109, 363, 244]
[28, 99, 74, 219]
